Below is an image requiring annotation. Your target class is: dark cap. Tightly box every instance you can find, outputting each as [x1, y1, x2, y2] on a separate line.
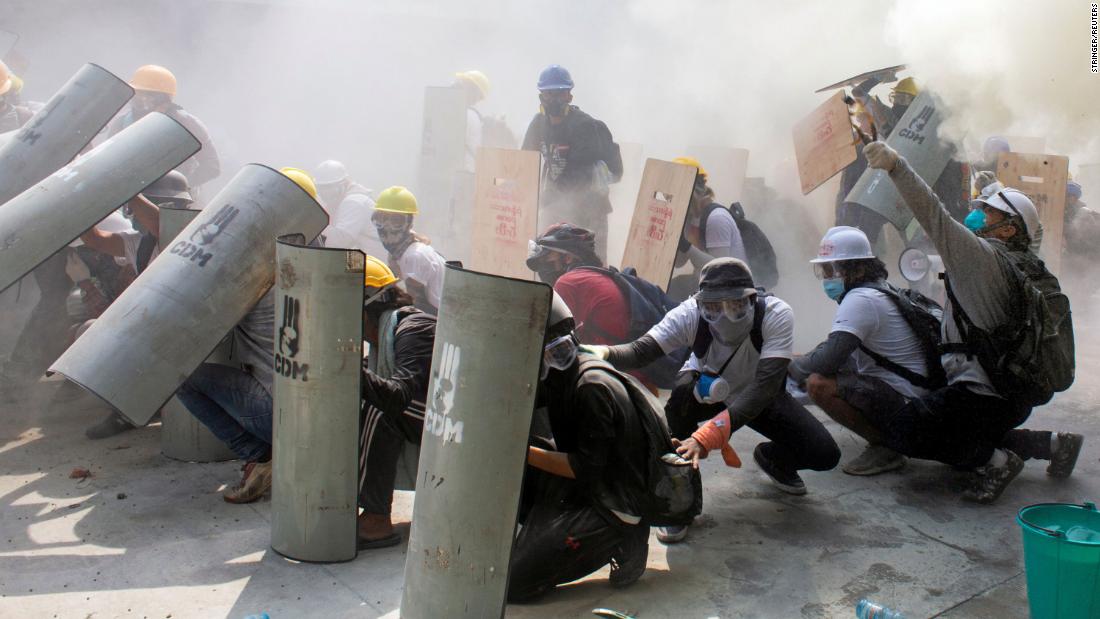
[526, 222, 599, 270]
[695, 257, 755, 302]
[142, 170, 193, 204]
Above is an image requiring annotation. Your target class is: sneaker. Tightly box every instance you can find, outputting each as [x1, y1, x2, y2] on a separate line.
[608, 525, 649, 588]
[964, 450, 1024, 504]
[85, 411, 135, 440]
[753, 444, 807, 495]
[656, 525, 689, 544]
[223, 460, 273, 504]
[1047, 432, 1084, 478]
[842, 444, 907, 476]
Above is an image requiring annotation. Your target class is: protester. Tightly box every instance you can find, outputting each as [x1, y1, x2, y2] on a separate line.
[0, 60, 34, 132]
[372, 186, 446, 315]
[313, 159, 384, 257]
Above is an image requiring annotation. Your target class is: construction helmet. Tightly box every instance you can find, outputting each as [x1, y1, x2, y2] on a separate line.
[672, 156, 708, 181]
[143, 170, 193, 204]
[1067, 180, 1083, 199]
[537, 65, 574, 91]
[810, 226, 876, 263]
[974, 187, 1041, 242]
[893, 77, 919, 97]
[314, 160, 349, 187]
[0, 61, 11, 97]
[455, 70, 490, 100]
[363, 254, 399, 288]
[130, 65, 177, 98]
[983, 136, 1011, 155]
[374, 186, 419, 215]
[280, 167, 318, 199]
[545, 291, 576, 341]
[526, 222, 599, 270]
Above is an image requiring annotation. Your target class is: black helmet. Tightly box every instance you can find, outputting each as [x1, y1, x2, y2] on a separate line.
[143, 170, 193, 204]
[545, 291, 575, 341]
[526, 222, 599, 271]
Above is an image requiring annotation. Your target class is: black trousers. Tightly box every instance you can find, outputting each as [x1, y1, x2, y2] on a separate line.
[665, 383, 841, 474]
[863, 382, 1052, 469]
[358, 403, 423, 515]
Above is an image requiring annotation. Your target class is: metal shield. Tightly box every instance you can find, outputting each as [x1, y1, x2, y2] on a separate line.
[270, 238, 365, 563]
[50, 164, 329, 426]
[401, 265, 551, 619]
[0, 112, 200, 293]
[0, 63, 133, 206]
[844, 91, 956, 232]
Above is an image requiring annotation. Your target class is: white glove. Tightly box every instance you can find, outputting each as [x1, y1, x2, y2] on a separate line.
[975, 170, 1000, 192]
[864, 141, 899, 171]
[579, 344, 610, 361]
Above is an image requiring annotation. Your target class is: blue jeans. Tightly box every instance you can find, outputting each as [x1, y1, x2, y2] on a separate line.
[176, 363, 273, 461]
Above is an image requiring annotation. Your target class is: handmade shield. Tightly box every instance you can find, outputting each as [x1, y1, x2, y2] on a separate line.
[401, 265, 551, 619]
[0, 63, 133, 206]
[270, 238, 365, 563]
[793, 91, 858, 195]
[996, 152, 1070, 274]
[50, 164, 329, 426]
[619, 158, 697, 290]
[468, 147, 540, 279]
[0, 112, 199, 293]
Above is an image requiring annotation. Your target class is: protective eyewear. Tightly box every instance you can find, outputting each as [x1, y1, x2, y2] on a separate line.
[543, 334, 578, 372]
[812, 262, 842, 280]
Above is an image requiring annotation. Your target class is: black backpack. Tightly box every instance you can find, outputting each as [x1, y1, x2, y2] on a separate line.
[572, 266, 689, 389]
[700, 203, 779, 289]
[593, 120, 623, 182]
[576, 357, 702, 526]
[845, 282, 948, 390]
[943, 243, 1075, 406]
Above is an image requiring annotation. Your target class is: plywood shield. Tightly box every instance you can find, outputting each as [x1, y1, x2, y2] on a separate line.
[845, 91, 956, 233]
[401, 265, 551, 619]
[270, 239, 365, 563]
[794, 91, 859, 195]
[996, 152, 1070, 274]
[0, 63, 134, 206]
[0, 112, 199, 293]
[619, 158, 697, 290]
[468, 147, 540, 279]
[50, 164, 329, 426]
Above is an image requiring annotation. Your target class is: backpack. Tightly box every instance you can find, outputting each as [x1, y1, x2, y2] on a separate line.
[691, 292, 768, 359]
[572, 266, 689, 389]
[846, 282, 947, 390]
[593, 120, 623, 183]
[701, 203, 779, 289]
[576, 357, 702, 526]
[942, 243, 1075, 406]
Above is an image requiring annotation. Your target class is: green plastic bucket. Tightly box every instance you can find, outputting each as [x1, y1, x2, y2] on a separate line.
[1017, 502, 1100, 619]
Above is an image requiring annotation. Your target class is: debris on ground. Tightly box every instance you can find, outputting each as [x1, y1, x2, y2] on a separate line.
[69, 467, 93, 480]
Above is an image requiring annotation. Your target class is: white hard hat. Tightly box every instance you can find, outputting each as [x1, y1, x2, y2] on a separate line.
[313, 160, 349, 187]
[809, 226, 875, 263]
[974, 187, 1040, 243]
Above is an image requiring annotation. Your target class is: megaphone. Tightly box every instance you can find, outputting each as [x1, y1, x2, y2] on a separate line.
[899, 246, 934, 282]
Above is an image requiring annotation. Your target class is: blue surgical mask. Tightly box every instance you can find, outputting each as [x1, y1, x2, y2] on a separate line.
[822, 277, 845, 301]
[964, 209, 987, 233]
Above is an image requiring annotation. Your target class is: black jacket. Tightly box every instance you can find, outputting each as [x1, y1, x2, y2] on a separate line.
[522, 105, 608, 193]
[361, 309, 436, 418]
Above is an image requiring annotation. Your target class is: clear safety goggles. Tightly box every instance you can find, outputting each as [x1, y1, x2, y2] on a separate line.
[812, 262, 842, 280]
[371, 210, 410, 233]
[699, 298, 750, 323]
[543, 334, 578, 372]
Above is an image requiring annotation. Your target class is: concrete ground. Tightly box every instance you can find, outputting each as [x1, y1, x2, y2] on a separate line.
[1, 328, 1097, 619]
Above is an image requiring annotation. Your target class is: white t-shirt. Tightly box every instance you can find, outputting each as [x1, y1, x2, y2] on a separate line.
[394, 242, 446, 310]
[831, 287, 930, 399]
[323, 190, 386, 257]
[648, 295, 794, 406]
[704, 207, 748, 262]
[119, 228, 158, 272]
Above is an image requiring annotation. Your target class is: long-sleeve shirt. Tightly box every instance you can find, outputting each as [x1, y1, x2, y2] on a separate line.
[521, 105, 606, 194]
[361, 310, 436, 418]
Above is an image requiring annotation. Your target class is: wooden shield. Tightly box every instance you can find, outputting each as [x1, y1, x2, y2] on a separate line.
[794, 91, 859, 195]
[620, 158, 697, 290]
[996, 152, 1070, 274]
[468, 147, 540, 279]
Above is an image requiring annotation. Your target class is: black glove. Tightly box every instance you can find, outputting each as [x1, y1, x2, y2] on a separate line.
[678, 237, 691, 254]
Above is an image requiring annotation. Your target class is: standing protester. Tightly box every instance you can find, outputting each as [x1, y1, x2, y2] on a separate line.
[789, 226, 939, 476]
[453, 70, 488, 172]
[357, 257, 435, 549]
[371, 186, 446, 315]
[313, 159, 384, 257]
[521, 65, 622, 262]
[851, 76, 918, 139]
[0, 61, 33, 131]
[587, 258, 841, 542]
[1061, 180, 1100, 306]
[108, 65, 221, 191]
[862, 141, 1083, 503]
[508, 295, 657, 601]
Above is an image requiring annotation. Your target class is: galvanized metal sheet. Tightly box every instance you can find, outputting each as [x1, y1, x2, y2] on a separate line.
[270, 238, 364, 563]
[0, 112, 199, 293]
[401, 265, 551, 619]
[50, 164, 329, 426]
[844, 91, 956, 232]
[0, 63, 133, 206]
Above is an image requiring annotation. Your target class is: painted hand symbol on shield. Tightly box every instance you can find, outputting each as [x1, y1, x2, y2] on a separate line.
[280, 295, 300, 358]
[191, 204, 239, 246]
[432, 343, 461, 418]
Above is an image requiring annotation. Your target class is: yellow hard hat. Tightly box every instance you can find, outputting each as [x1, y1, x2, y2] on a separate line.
[893, 77, 919, 97]
[672, 156, 708, 180]
[455, 70, 490, 100]
[9, 74, 23, 94]
[130, 65, 177, 97]
[0, 61, 11, 97]
[364, 254, 399, 288]
[280, 167, 318, 199]
[374, 186, 419, 215]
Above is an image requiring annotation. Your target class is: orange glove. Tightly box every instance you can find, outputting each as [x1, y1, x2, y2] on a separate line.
[690, 411, 742, 468]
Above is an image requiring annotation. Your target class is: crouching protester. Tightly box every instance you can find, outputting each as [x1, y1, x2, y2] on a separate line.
[508, 295, 700, 602]
[862, 141, 1083, 503]
[586, 258, 841, 543]
[176, 290, 276, 503]
[357, 256, 436, 549]
[789, 226, 943, 476]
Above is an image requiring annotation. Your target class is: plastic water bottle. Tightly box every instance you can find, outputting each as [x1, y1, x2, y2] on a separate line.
[856, 599, 904, 619]
[242, 614, 270, 619]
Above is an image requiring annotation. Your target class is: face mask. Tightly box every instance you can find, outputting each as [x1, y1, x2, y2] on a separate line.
[964, 209, 987, 233]
[536, 267, 566, 286]
[541, 98, 567, 117]
[822, 277, 845, 301]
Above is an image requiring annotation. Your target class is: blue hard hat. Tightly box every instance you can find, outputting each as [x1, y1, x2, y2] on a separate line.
[983, 136, 1011, 154]
[1067, 180, 1083, 198]
[537, 65, 574, 91]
